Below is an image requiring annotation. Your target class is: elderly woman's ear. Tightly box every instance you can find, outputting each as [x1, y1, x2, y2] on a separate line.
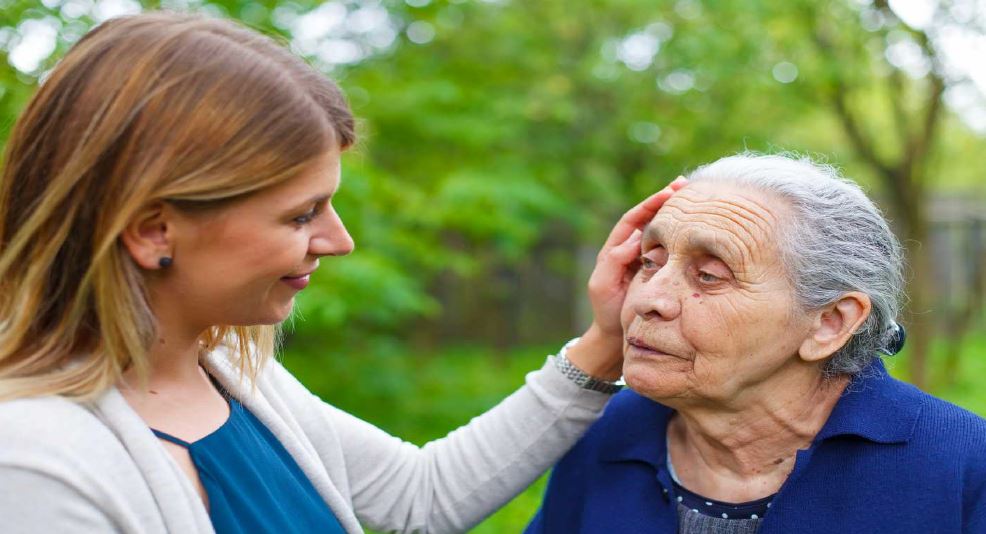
[798, 292, 872, 363]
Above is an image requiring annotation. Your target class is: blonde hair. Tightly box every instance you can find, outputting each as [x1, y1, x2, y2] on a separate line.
[0, 12, 355, 401]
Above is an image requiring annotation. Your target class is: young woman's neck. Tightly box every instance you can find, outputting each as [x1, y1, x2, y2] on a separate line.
[124, 291, 211, 388]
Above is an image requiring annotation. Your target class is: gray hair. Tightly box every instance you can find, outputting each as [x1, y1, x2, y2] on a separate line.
[687, 153, 905, 376]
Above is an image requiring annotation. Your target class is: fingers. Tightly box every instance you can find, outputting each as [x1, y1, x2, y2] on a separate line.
[615, 230, 644, 282]
[602, 177, 689, 249]
[638, 177, 687, 210]
[589, 228, 642, 297]
[593, 229, 642, 285]
[611, 228, 643, 264]
[602, 192, 668, 248]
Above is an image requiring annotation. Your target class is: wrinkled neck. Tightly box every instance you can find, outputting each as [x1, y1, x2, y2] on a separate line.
[667, 372, 848, 501]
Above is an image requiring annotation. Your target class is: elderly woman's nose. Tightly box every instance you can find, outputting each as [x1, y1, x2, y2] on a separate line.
[631, 269, 682, 321]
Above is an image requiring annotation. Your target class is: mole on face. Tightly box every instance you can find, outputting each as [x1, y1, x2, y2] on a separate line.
[692, 293, 700, 298]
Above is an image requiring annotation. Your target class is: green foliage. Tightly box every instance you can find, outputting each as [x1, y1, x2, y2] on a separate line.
[3, 0, 985, 340]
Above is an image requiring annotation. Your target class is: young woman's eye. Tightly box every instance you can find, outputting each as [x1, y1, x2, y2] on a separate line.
[293, 208, 319, 225]
[291, 205, 322, 226]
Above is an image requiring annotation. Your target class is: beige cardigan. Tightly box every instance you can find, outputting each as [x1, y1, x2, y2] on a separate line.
[0, 350, 610, 533]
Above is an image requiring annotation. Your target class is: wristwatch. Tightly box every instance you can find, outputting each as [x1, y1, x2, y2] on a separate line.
[552, 337, 624, 394]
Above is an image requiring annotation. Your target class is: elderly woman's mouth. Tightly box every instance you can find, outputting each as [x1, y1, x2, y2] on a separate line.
[625, 336, 685, 360]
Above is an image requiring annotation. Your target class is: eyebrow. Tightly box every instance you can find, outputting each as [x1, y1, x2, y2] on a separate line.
[286, 193, 332, 213]
[643, 223, 737, 265]
[686, 234, 735, 264]
[643, 222, 664, 246]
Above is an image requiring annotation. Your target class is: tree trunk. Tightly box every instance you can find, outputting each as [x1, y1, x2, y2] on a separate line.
[942, 219, 986, 386]
[901, 202, 932, 390]
[905, 247, 932, 390]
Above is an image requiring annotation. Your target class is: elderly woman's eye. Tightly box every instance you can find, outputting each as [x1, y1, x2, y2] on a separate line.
[698, 271, 721, 283]
[638, 246, 667, 272]
[640, 247, 668, 271]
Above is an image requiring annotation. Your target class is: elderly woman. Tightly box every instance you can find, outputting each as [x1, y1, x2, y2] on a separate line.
[527, 154, 986, 533]
[0, 12, 684, 534]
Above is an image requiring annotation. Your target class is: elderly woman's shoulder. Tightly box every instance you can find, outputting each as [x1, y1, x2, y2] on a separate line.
[913, 389, 986, 446]
[877, 370, 986, 433]
[906, 392, 986, 499]
[875, 374, 986, 479]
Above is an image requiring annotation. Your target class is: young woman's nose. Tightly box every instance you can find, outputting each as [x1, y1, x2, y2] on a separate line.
[309, 207, 354, 257]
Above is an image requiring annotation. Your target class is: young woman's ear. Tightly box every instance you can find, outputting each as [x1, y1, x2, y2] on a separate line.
[120, 202, 174, 270]
[799, 292, 872, 363]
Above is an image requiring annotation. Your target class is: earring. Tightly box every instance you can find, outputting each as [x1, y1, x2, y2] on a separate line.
[158, 257, 173, 268]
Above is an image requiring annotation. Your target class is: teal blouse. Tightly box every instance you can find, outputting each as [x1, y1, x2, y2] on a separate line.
[151, 394, 345, 534]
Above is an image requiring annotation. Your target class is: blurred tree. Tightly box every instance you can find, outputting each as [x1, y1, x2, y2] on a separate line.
[1, 0, 984, 382]
[748, 0, 986, 387]
[789, 0, 960, 388]
[336, 0, 984, 388]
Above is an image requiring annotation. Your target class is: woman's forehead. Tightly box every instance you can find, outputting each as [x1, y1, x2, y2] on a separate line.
[260, 150, 341, 203]
[646, 183, 785, 261]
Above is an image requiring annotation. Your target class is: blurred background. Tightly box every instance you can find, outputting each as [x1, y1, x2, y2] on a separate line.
[2, 0, 985, 530]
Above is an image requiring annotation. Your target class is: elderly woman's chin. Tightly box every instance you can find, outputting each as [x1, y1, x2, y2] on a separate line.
[622, 352, 695, 402]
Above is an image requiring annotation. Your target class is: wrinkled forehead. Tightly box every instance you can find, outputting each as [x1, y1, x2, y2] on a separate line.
[644, 182, 787, 267]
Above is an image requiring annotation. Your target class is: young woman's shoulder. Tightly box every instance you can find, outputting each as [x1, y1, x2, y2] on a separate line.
[0, 395, 103, 442]
[0, 395, 159, 533]
[0, 395, 126, 468]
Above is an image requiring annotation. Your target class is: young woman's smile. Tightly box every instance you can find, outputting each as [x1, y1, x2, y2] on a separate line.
[280, 267, 318, 290]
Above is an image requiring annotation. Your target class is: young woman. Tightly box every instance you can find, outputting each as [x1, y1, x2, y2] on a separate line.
[0, 12, 683, 533]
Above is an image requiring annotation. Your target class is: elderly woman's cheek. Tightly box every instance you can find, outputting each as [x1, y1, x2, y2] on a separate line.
[619, 299, 634, 334]
[677, 296, 735, 355]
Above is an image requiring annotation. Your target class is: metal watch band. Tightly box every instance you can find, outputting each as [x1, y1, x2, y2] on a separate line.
[552, 337, 623, 395]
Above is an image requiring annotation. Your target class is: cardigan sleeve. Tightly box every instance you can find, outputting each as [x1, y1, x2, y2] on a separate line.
[0, 466, 119, 533]
[300, 357, 610, 534]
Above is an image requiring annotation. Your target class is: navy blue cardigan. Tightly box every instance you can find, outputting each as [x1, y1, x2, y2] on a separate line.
[526, 361, 986, 533]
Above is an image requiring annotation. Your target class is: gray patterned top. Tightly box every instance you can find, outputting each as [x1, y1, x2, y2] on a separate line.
[677, 504, 763, 534]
